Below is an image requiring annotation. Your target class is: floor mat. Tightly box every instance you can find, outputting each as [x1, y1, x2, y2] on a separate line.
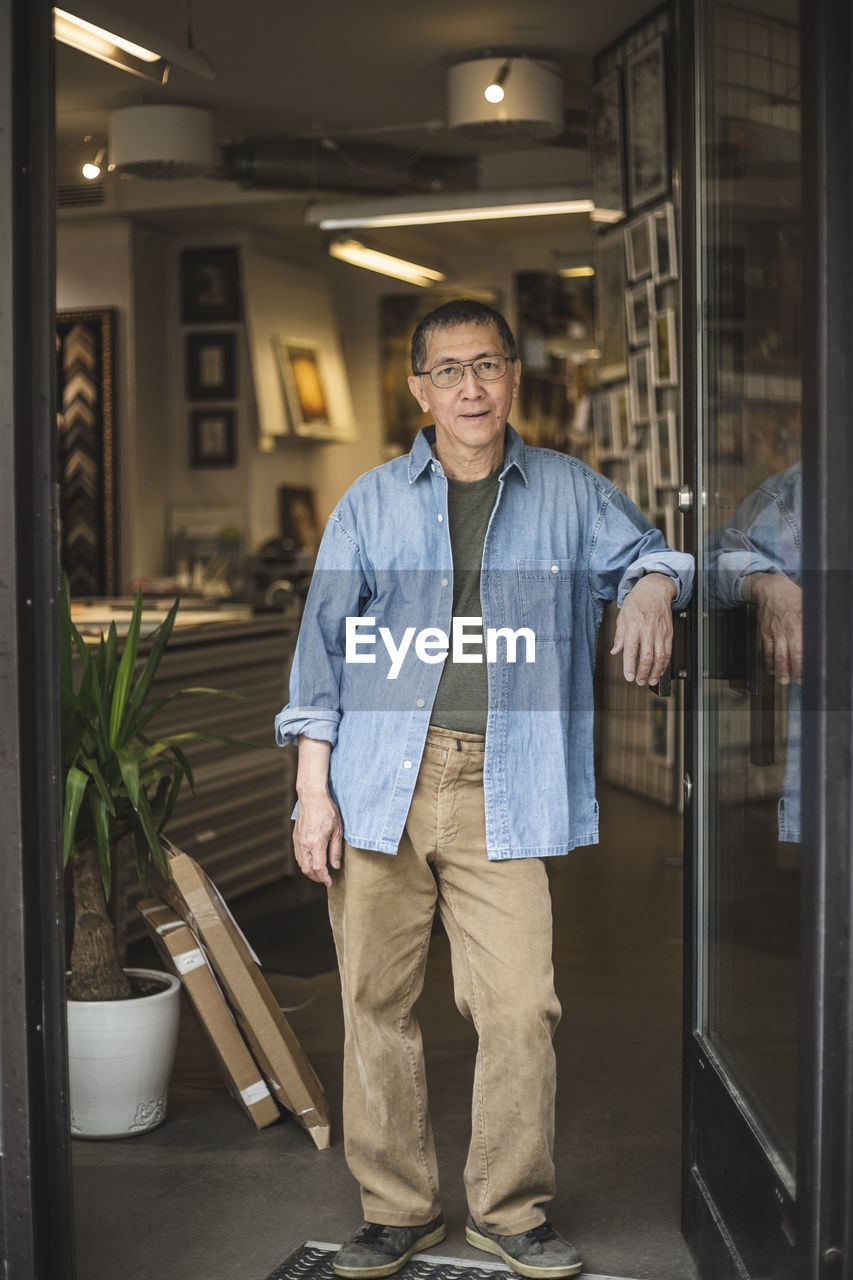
[263, 1240, 638, 1280]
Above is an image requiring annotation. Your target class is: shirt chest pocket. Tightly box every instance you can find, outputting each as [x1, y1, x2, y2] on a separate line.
[517, 558, 575, 641]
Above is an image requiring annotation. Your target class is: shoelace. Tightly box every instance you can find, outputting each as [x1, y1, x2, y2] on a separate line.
[523, 1222, 560, 1246]
[359, 1224, 392, 1241]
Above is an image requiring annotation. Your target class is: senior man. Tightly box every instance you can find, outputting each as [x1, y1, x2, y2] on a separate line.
[275, 299, 693, 1280]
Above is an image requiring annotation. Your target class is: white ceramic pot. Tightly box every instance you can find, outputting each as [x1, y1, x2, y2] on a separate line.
[67, 968, 181, 1139]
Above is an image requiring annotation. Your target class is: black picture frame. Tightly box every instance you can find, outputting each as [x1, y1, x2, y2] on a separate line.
[181, 246, 242, 323]
[589, 67, 627, 222]
[189, 408, 237, 468]
[186, 331, 237, 400]
[625, 33, 670, 211]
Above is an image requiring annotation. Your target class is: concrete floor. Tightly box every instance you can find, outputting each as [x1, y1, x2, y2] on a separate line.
[72, 785, 698, 1280]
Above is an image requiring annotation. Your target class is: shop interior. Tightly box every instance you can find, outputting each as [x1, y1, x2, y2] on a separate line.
[55, 0, 801, 1277]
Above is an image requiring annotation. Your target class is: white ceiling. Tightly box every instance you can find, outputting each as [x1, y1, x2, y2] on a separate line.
[55, 0, 653, 255]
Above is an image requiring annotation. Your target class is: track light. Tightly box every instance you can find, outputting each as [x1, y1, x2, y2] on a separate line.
[82, 145, 105, 180]
[328, 239, 445, 287]
[484, 59, 511, 104]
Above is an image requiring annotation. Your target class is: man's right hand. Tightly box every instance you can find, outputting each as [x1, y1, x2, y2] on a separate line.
[293, 737, 344, 886]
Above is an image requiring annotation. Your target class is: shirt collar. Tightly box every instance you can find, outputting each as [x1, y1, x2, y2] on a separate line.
[407, 424, 530, 488]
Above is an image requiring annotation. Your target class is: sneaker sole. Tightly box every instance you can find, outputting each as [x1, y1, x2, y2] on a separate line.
[333, 1223, 447, 1278]
[465, 1225, 583, 1279]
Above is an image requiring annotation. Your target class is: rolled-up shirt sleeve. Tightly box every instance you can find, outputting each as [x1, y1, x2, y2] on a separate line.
[274, 514, 368, 748]
[588, 484, 694, 610]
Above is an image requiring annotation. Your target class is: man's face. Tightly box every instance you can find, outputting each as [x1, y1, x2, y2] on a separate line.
[407, 322, 521, 463]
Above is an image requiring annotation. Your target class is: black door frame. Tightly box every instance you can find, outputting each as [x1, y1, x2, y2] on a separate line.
[680, 0, 853, 1276]
[799, 0, 853, 1276]
[0, 0, 75, 1275]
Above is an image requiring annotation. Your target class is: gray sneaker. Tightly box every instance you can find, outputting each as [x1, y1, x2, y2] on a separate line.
[465, 1216, 583, 1278]
[333, 1214, 446, 1278]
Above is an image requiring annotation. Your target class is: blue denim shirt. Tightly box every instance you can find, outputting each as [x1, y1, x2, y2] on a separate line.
[275, 425, 694, 859]
[704, 463, 801, 841]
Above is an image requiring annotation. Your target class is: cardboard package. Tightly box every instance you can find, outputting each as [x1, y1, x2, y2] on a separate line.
[158, 845, 332, 1150]
[138, 898, 280, 1130]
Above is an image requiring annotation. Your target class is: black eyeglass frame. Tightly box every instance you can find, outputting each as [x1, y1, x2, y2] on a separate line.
[416, 354, 515, 388]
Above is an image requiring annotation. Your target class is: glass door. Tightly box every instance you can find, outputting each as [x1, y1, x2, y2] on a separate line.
[684, 0, 802, 1274]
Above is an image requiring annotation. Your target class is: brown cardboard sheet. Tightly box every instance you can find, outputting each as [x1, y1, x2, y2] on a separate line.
[137, 897, 280, 1130]
[158, 845, 332, 1150]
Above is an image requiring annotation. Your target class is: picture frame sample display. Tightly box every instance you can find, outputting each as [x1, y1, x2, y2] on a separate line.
[651, 308, 678, 386]
[588, 68, 626, 221]
[626, 280, 655, 346]
[625, 33, 670, 210]
[628, 446, 652, 514]
[186, 331, 237, 400]
[274, 338, 343, 440]
[651, 202, 678, 282]
[629, 348, 653, 423]
[594, 229, 629, 384]
[181, 246, 242, 324]
[650, 410, 679, 486]
[610, 384, 631, 452]
[593, 394, 614, 455]
[56, 308, 117, 596]
[190, 408, 237, 468]
[625, 215, 654, 281]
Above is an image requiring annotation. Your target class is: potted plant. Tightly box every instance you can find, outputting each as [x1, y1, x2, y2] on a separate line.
[60, 577, 238, 1137]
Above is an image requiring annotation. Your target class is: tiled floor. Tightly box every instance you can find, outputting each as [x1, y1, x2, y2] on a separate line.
[72, 785, 698, 1280]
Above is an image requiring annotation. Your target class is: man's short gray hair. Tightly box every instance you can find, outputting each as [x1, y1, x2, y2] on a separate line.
[411, 299, 518, 374]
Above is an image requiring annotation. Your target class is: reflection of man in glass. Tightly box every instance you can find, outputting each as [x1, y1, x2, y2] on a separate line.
[705, 463, 801, 841]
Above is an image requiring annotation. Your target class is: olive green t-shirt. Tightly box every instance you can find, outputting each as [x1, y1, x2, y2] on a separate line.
[429, 466, 501, 734]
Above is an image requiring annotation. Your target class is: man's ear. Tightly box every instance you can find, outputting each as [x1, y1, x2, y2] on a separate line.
[408, 373, 429, 413]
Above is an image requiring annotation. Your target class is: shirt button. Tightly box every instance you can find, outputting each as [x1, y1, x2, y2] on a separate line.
[403, 760, 413, 769]
[550, 564, 559, 574]
[441, 578, 448, 587]
[437, 513, 444, 522]
[416, 698, 425, 708]
[431, 462, 437, 471]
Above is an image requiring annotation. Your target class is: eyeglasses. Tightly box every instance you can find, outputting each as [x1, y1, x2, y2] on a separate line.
[417, 354, 513, 389]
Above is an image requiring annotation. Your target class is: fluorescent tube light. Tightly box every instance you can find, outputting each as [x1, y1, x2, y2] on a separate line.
[329, 239, 446, 287]
[53, 4, 215, 82]
[306, 187, 594, 230]
[558, 265, 595, 278]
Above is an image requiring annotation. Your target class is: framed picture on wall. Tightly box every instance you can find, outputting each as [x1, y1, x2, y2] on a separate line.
[651, 202, 678, 282]
[181, 246, 242, 324]
[190, 408, 237, 468]
[589, 67, 626, 222]
[625, 216, 654, 281]
[274, 337, 348, 440]
[625, 33, 670, 210]
[650, 410, 680, 486]
[625, 280, 655, 346]
[186, 331, 237, 400]
[651, 308, 679, 386]
[654, 503, 678, 550]
[628, 347, 653, 423]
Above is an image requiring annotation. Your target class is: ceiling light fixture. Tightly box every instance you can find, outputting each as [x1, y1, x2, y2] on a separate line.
[484, 59, 512, 104]
[329, 238, 445, 287]
[558, 265, 595, 278]
[53, 3, 215, 83]
[307, 187, 594, 230]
